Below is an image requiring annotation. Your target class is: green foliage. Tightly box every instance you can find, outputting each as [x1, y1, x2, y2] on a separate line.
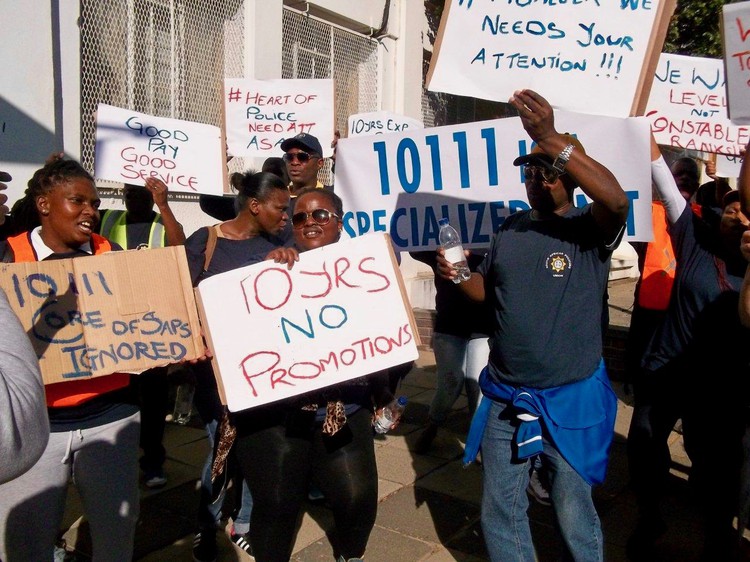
[663, 0, 732, 58]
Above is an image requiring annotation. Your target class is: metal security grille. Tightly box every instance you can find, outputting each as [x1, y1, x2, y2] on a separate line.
[79, 0, 245, 178]
[282, 7, 380, 184]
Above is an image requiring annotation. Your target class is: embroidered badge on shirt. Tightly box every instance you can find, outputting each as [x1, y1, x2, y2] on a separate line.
[546, 252, 571, 278]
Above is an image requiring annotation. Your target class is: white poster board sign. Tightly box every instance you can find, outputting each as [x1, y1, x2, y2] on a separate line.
[426, 0, 674, 118]
[348, 111, 423, 138]
[645, 54, 749, 156]
[334, 111, 652, 248]
[195, 233, 419, 412]
[717, 153, 744, 179]
[94, 104, 224, 195]
[224, 79, 334, 158]
[722, 2, 750, 123]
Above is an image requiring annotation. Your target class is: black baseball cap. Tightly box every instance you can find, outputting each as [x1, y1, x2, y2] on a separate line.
[280, 133, 323, 157]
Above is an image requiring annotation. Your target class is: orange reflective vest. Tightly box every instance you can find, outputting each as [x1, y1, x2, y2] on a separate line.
[637, 202, 701, 311]
[5, 232, 130, 408]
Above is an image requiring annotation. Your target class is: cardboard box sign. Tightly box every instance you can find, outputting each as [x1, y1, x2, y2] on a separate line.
[0, 246, 205, 384]
[195, 233, 421, 413]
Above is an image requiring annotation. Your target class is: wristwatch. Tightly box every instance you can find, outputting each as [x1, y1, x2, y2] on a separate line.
[552, 144, 575, 174]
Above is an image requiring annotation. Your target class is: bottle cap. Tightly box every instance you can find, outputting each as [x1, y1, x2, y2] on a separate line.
[397, 396, 408, 406]
[438, 218, 449, 226]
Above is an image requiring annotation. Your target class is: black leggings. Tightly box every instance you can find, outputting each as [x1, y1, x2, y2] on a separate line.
[234, 407, 378, 562]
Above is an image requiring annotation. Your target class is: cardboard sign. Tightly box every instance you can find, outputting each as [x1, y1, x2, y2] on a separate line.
[426, 0, 675, 118]
[224, 78, 334, 158]
[195, 233, 420, 412]
[334, 110, 653, 248]
[94, 104, 224, 195]
[0, 247, 204, 384]
[347, 111, 423, 138]
[645, 54, 749, 156]
[722, 2, 750, 123]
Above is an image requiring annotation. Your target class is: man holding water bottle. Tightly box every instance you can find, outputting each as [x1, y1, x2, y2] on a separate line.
[437, 89, 629, 561]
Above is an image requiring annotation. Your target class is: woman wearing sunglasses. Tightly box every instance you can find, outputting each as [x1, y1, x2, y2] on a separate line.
[232, 188, 393, 562]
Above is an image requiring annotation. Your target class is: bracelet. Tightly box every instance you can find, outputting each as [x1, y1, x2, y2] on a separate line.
[552, 144, 575, 174]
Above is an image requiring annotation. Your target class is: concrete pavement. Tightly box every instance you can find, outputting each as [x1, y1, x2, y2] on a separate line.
[58, 278, 714, 561]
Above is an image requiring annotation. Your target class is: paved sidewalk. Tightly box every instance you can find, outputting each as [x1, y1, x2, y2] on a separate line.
[59, 278, 714, 561]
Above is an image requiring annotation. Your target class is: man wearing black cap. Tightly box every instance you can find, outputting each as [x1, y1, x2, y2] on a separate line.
[280, 133, 332, 196]
[438, 89, 629, 561]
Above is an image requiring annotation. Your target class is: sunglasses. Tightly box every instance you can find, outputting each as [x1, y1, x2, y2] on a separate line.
[291, 208, 340, 228]
[283, 151, 318, 163]
[523, 165, 560, 184]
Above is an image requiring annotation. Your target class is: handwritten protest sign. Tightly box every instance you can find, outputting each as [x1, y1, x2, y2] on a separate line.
[94, 104, 224, 195]
[195, 233, 420, 412]
[334, 110, 652, 250]
[348, 111, 423, 138]
[722, 2, 750, 123]
[0, 247, 204, 384]
[224, 79, 334, 158]
[645, 54, 749, 156]
[717, 153, 744, 179]
[426, 0, 675, 118]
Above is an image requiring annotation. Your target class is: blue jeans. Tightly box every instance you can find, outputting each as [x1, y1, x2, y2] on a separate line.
[481, 401, 603, 562]
[198, 419, 253, 533]
[429, 333, 489, 424]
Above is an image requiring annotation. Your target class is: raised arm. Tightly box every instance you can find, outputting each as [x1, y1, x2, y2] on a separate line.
[145, 177, 186, 246]
[649, 134, 686, 225]
[509, 89, 629, 238]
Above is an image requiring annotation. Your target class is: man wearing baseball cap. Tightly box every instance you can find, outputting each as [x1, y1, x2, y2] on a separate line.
[280, 133, 332, 196]
[438, 89, 629, 561]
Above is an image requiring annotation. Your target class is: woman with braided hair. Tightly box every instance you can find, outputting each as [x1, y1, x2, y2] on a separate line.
[0, 157, 140, 562]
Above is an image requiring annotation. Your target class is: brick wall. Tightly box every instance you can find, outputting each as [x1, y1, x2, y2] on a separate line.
[413, 308, 630, 382]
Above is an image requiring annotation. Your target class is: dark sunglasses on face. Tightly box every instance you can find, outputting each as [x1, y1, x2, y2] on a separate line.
[283, 151, 317, 163]
[291, 208, 340, 228]
[523, 165, 560, 184]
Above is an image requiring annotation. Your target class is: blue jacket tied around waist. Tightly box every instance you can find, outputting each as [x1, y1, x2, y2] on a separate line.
[464, 359, 616, 485]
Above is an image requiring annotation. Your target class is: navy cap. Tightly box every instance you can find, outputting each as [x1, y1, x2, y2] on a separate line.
[280, 133, 323, 157]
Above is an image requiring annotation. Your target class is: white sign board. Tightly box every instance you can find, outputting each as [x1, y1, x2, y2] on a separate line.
[717, 153, 744, 179]
[426, 0, 674, 118]
[94, 104, 224, 195]
[347, 111, 423, 138]
[195, 233, 419, 412]
[334, 111, 652, 248]
[722, 2, 750, 123]
[645, 54, 749, 156]
[224, 79, 334, 158]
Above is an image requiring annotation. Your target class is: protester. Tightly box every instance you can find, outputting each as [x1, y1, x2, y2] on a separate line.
[439, 89, 628, 561]
[232, 187, 393, 562]
[0, 177, 49, 484]
[280, 133, 331, 196]
[627, 136, 750, 560]
[734, 140, 750, 550]
[410, 250, 490, 455]
[0, 157, 139, 562]
[185, 171, 290, 562]
[99, 178, 185, 489]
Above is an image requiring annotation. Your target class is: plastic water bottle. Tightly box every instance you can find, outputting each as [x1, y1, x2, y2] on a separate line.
[373, 396, 408, 434]
[438, 218, 471, 283]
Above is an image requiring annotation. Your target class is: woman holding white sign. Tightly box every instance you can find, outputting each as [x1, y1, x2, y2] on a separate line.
[232, 188, 392, 562]
[0, 157, 140, 562]
[186, 170, 290, 562]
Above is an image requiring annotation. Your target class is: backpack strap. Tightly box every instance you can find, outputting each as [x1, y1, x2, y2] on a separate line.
[203, 223, 222, 272]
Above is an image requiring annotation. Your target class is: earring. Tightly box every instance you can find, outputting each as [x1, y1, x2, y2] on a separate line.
[41, 209, 49, 215]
